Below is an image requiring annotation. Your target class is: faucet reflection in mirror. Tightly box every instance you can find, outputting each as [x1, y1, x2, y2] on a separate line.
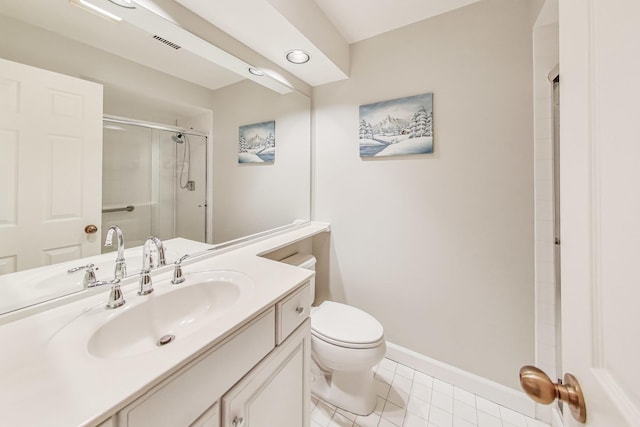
[104, 225, 127, 279]
[138, 236, 165, 296]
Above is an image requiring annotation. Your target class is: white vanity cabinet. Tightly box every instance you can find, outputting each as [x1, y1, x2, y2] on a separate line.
[221, 319, 311, 427]
[116, 308, 275, 427]
[108, 282, 312, 427]
[190, 402, 220, 427]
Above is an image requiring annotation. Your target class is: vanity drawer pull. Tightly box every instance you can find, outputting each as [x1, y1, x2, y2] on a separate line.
[295, 306, 304, 315]
[232, 416, 244, 426]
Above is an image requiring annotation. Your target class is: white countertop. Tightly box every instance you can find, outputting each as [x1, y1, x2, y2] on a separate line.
[0, 222, 329, 426]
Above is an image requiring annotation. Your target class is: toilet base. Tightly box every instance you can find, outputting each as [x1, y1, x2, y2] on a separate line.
[311, 362, 377, 416]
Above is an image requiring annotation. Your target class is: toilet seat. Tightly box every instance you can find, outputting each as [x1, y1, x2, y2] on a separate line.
[311, 301, 384, 349]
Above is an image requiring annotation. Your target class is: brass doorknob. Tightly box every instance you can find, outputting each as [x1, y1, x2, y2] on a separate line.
[519, 365, 586, 423]
[84, 224, 98, 234]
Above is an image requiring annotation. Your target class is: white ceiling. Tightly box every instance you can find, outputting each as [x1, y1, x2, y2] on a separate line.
[175, 0, 350, 87]
[0, 0, 484, 91]
[313, 0, 483, 44]
[175, 0, 484, 87]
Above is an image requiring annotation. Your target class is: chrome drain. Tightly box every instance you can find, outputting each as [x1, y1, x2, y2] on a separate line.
[157, 334, 175, 346]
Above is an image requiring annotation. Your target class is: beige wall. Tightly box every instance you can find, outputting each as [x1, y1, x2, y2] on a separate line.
[313, 0, 535, 389]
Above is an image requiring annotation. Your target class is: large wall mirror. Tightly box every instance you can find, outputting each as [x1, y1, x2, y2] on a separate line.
[0, 0, 311, 314]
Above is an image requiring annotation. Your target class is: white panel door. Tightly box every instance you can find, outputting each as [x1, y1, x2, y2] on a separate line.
[559, 0, 640, 425]
[0, 58, 103, 274]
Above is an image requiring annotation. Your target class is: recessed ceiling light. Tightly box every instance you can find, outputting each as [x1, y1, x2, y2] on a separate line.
[285, 50, 310, 64]
[109, 0, 136, 8]
[248, 67, 264, 76]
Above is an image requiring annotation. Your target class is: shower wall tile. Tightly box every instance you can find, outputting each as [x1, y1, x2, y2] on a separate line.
[535, 219, 554, 243]
[534, 183, 553, 203]
[535, 118, 553, 140]
[535, 200, 553, 222]
[534, 160, 553, 183]
[535, 262, 554, 289]
[535, 138, 553, 159]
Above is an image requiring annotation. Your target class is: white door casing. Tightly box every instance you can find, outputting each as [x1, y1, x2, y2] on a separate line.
[560, 0, 640, 425]
[0, 58, 103, 274]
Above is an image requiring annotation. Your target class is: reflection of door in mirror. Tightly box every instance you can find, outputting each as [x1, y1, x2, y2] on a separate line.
[101, 119, 207, 253]
[0, 58, 103, 275]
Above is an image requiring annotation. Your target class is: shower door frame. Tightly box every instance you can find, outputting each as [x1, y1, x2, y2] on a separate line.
[102, 114, 209, 242]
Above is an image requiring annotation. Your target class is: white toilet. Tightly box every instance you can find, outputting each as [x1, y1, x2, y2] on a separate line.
[282, 253, 386, 416]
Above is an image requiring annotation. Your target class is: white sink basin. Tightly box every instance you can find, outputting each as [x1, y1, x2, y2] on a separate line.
[86, 271, 253, 359]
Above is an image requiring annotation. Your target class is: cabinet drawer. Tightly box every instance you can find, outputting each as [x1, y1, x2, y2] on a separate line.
[276, 282, 311, 344]
[120, 308, 275, 427]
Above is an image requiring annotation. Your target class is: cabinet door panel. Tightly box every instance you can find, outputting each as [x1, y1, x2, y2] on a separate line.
[223, 319, 310, 427]
[191, 402, 219, 427]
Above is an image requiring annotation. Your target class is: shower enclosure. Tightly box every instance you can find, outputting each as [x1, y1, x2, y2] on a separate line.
[101, 117, 207, 251]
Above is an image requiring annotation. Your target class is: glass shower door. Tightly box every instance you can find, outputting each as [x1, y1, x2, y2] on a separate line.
[102, 122, 153, 249]
[102, 120, 207, 255]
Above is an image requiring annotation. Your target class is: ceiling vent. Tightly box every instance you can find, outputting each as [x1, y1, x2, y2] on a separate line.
[152, 35, 181, 50]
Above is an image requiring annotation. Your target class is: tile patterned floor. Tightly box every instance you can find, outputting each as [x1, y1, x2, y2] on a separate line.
[310, 358, 551, 427]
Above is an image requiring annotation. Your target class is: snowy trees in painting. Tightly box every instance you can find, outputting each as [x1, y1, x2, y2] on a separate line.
[358, 93, 434, 157]
[239, 135, 248, 153]
[409, 107, 433, 138]
[359, 120, 374, 140]
[238, 120, 276, 163]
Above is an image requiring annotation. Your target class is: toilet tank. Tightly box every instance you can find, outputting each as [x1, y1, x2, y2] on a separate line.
[280, 253, 316, 302]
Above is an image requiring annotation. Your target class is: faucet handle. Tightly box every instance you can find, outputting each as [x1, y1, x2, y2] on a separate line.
[106, 279, 125, 309]
[171, 254, 189, 285]
[82, 264, 99, 288]
[138, 269, 154, 295]
[67, 263, 94, 274]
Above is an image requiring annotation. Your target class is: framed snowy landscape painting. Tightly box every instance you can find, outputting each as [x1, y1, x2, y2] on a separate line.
[359, 93, 433, 157]
[238, 120, 276, 163]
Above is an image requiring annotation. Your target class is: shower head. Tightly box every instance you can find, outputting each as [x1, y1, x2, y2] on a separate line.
[172, 133, 184, 144]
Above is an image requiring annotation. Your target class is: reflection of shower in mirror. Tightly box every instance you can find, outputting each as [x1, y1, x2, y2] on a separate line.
[171, 133, 185, 144]
[173, 133, 195, 191]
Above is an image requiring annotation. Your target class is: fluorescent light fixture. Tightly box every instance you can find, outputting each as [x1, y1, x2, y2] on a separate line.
[109, 0, 136, 8]
[70, 0, 123, 22]
[285, 49, 310, 64]
[248, 67, 264, 76]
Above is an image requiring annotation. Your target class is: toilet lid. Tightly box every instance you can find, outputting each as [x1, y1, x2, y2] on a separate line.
[311, 301, 384, 347]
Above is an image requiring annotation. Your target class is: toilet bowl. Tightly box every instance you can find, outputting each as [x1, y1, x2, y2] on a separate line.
[281, 253, 386, 416]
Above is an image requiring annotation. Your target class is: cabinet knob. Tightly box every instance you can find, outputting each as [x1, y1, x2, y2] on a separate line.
[232, 416, 244, 426]
[295, 306, 304, 315]
[84, 224, 98, 234]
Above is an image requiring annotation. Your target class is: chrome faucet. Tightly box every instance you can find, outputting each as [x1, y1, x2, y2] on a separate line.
[171, 254, 190, 285]
[147, 236, 167, 268]
[82, 264, 99, 288]
[106, 280, 125, 309]
[104, 225, 127, 279]
[138, 236, 164, 295]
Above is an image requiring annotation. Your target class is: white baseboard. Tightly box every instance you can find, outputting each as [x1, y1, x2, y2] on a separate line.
[385, 342, 536, 418]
